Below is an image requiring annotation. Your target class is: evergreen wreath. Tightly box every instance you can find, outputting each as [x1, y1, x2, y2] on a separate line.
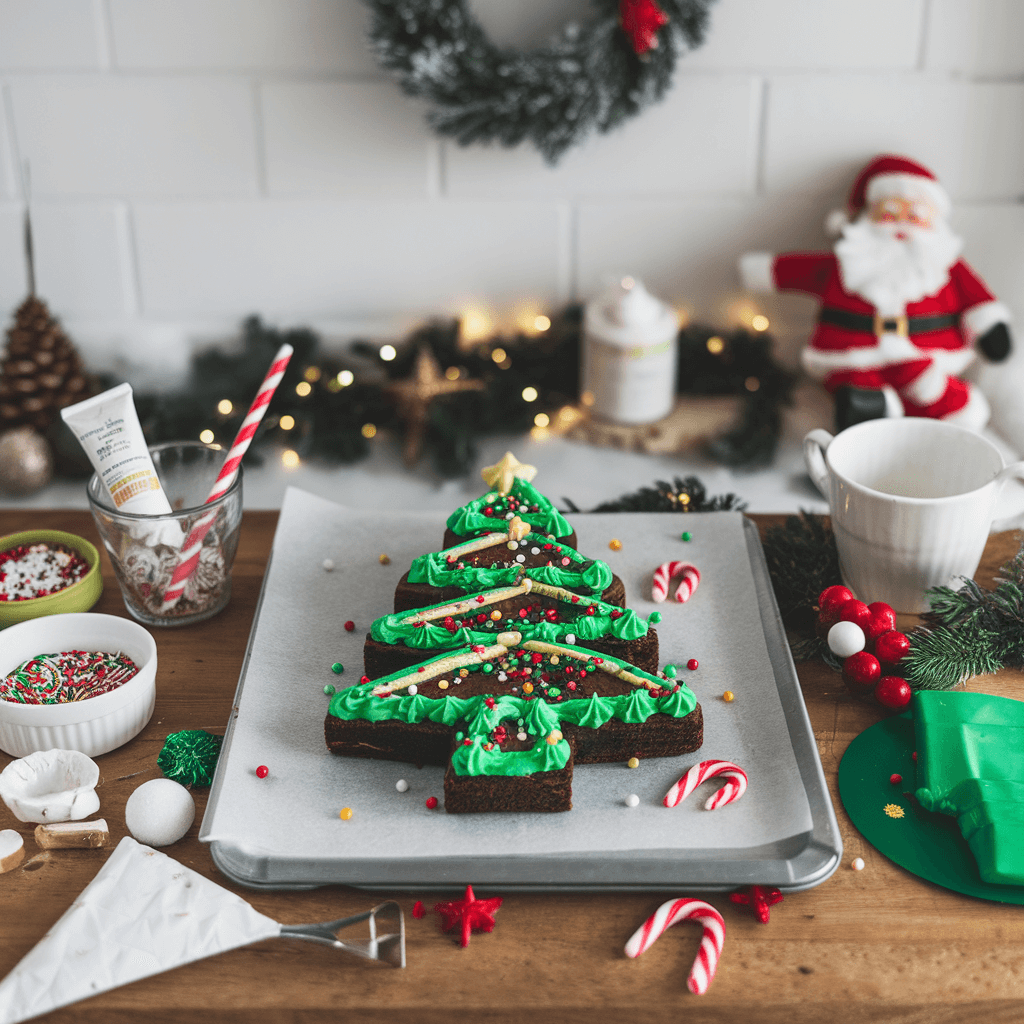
[363, 0, 718, 163]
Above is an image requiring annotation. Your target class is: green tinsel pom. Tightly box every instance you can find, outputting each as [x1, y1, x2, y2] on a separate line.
[157, 730, 223, 787]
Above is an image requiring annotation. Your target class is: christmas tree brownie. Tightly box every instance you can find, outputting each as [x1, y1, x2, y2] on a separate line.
[442, 452, 577, 550]
[395, 513, 625, 612]
[367, 578, 657, 679]
[326, 634, 702, 813]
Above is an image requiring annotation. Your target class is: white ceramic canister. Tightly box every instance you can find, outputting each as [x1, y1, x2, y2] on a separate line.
[580, 278, 679, 424]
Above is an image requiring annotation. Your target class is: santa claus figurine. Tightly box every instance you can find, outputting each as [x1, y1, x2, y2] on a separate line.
[740, 154, 1012, 431]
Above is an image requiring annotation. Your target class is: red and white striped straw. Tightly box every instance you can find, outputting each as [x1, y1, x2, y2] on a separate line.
[160, 343, 293, 611]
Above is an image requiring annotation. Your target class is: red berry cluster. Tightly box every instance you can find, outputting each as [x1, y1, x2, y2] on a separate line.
[817, 585, 912, 711]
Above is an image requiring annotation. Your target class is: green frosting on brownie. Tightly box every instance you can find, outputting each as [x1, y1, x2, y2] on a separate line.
[328, 642, 695, 779]
[407, 540, 612, 597]
[446, 478, 573, 541]
[371, 589, 647, 651]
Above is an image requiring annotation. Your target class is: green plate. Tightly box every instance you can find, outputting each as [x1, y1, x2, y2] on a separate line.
[838, 712, 1024, 904]
[0, 529, 103, 628]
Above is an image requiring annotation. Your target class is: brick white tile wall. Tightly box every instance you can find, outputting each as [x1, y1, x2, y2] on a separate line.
[0, 0, 1020, 386]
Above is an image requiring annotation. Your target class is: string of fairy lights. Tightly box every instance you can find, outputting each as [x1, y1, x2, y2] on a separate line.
[129, 301, 790, 478]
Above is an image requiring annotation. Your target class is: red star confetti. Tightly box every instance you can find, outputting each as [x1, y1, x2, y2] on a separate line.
[434, 884, 503, 947]
[619, 0, 669, 55]
[729, 884, 784, 924]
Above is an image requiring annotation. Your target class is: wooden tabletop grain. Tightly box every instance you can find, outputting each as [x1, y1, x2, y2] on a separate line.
[0, 509, 1022, 1024]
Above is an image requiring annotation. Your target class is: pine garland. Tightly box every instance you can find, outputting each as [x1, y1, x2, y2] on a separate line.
[363, 0, 717, 164]
[567, 475, 746, 514]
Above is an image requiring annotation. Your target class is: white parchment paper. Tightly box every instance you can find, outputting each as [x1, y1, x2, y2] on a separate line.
[200, 488, 813, 882]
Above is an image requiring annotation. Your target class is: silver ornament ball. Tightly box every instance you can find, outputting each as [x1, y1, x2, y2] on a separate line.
[0, 427, 53, 495]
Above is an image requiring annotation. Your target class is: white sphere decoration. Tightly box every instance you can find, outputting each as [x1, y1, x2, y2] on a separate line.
[827, 620, 866, 658]
[125, 779, 195, 847]
[625, 793, 640, 808]
[395, 779, 409, 793]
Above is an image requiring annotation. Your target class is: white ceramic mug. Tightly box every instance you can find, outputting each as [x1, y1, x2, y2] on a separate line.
[803, 419, 1024, 612]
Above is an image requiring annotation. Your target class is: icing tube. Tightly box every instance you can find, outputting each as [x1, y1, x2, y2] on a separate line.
[62, 383, 172, 514]
[61, 383, 182, 546]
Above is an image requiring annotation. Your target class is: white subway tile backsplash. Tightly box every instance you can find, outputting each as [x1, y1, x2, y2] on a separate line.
[0, 201, 129, 322]
[952, 205, 1024, 325]
[924, 0, 1024, 76]
[684, 0, 925, 71]
[108, 0, 376, 74]
[132, 200, 565, 318]
[445, 75, 760, 199]
[0, 0, 101, 69]
[8, 76, 259, 197]
[764, 76, 1024, 202]
[262, 82, 435, 197]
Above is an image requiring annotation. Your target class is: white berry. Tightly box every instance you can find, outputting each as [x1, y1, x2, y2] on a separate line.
[517, 731, 527, 741]
[531, 547, 540, 555]
[565, 633, 576, 644]
[625, 794, 640, 808]
[515, 554, 526, 563]
[125, 779, 195, 847]
[396, 779, 409, 793]
[322, 558, 335, 571]
[407, 684, 417, 696]
[827, 620, 866, 658]
[852, 857, 865, 871]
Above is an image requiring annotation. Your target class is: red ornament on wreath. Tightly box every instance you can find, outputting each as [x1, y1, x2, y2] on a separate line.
[620, 0, 670, 55]
[739, 155, 1013, 433]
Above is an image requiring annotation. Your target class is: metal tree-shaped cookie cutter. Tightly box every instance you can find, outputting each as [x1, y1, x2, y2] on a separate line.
[280, 901, 406, 967]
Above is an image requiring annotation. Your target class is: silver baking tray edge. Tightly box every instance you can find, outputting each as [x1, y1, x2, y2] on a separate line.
[200, 491, 841, 892]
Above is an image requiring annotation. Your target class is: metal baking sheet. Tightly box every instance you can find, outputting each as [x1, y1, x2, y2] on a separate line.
[200, 487, 841, 892]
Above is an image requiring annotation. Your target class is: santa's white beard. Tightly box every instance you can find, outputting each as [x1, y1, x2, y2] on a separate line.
[834, 217, 963, 316]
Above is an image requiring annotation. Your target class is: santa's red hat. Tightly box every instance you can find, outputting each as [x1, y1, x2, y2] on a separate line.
[825, 154, 951, 236]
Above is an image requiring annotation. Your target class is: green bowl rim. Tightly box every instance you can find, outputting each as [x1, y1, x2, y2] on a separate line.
[0, 529, 102, 609]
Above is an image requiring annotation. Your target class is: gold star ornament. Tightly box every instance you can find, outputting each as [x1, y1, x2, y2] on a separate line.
[480, 452, 537, 496]
[382, 347, 485, 466]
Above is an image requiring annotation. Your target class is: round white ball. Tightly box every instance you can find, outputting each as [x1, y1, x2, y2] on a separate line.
[625, 793, 640, 808]
[827, 620, 866, 658]
[322, 558, 335, 571]
[395, 779, 409, 793]
[125, 779, 195, 847]
[852, 857, 865, 871]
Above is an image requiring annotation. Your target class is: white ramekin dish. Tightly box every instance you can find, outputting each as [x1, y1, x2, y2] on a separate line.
[0, 613, 157, 758]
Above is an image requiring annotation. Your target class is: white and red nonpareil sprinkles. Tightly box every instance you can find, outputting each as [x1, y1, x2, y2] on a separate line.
[651, 561, 700, 603]
[0, 543, 89, 602]
[624, 898, 726, 995]
[663, 759, 748, 810]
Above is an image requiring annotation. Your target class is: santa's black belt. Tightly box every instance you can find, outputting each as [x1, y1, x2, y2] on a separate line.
[818, 308, 957, 338]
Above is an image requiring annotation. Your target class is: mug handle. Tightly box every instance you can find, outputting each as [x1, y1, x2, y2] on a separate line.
[995, 459, 1024, 489]
[803, 428, 835, 500]
[992, 460, 1024, 528]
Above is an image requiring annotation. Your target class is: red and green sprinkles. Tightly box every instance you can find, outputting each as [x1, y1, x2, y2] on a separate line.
[0, 542, 89, 601]
[0, 650, 139, 704]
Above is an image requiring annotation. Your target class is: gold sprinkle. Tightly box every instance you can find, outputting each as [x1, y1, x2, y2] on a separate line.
[609, 538, 622, 551]
[627, 757, 640, 769]
[459, 668, 469, 678]
[549, 655, 559, 665]
[722, 690, 735, 702]
[438, 680, 449, 690]
[490, 610, 502, 621]
[522, 682, 534, 694]
[884, 803, 905, 819]
[339, 807, 353, 820]
[546, 730, 563, 745]
[379, 553, 391, 565]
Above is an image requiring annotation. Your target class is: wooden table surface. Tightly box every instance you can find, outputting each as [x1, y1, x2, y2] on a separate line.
[1, 509, 1022, 1024]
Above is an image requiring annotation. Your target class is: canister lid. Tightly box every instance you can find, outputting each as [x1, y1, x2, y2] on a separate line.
[584, 278, 678, 346]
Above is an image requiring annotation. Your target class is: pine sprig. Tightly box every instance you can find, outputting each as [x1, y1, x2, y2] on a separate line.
[585, 476, 747, 514]
[904, 624, 1004, 690]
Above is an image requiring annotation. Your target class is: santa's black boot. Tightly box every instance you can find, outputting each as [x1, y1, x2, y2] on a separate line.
[834, 385, 887, 433]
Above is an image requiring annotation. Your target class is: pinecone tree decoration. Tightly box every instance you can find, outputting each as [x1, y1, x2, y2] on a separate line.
[0, 296, 88, 431]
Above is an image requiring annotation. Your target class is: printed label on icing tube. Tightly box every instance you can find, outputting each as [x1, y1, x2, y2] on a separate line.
[61, 383, 173, 515]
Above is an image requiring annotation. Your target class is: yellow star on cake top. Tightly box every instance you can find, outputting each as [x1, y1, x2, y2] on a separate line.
[480, 452, 537, 496]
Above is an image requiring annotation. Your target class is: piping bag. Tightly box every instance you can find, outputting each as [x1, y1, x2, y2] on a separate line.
[0, 837, 405, 1024]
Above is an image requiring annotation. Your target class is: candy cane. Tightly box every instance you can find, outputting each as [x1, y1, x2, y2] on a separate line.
[624, 898, 725, 995]
[651, 561, 700, 603]
[160, 343, 293, 610]
[663, 759, 748, 810]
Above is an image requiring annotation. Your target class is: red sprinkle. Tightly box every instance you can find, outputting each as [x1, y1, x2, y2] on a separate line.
[412, 901, 426, 919]
[687, 659, 699, 671]
[344, 620, 355, 632]
[476, 596, 486, 604]
[890, 774, 903, 785]
[426, 796, 439, 809]
[360, 675, 370, 684]
[256, 765, 269, 779]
